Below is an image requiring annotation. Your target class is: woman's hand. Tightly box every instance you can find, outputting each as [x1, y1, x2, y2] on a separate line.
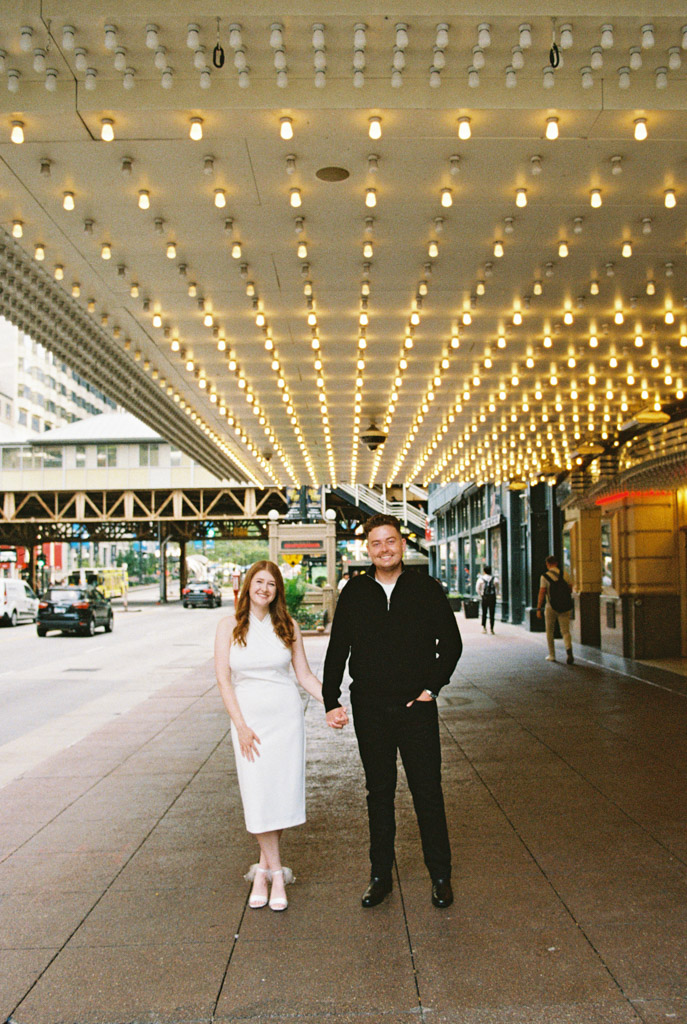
[237, 723, 261, 761]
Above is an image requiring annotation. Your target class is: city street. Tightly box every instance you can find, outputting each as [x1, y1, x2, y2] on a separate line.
[0, 587, 231, 785]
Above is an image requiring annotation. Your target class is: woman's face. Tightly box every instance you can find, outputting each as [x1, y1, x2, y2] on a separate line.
[249, 570, 277, 609]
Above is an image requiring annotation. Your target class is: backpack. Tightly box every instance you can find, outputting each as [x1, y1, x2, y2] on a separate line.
[544, 572, 573, 613]
[483, 576, 496, 597]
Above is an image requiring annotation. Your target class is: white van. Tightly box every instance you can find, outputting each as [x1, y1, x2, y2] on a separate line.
[0, 578, 39, 626]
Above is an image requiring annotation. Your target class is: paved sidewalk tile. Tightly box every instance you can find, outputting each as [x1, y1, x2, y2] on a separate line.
[1, 618, 687, 1023]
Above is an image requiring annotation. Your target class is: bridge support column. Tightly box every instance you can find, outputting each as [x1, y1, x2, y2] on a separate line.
[179, 541, 188, 595]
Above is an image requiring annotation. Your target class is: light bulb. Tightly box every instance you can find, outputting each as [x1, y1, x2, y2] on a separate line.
[634, 117, 648, 141]
[11, 220, 23, 238]
[457, 116, 471, 140]
[10, 121, 24, 144]
[166, 242, 176, 259]
[214, 188, 226, 208]
[545, 117, 559, 140]
[231, 242, 242, 259]
[289, 188, 302, 208]
[515, 188, 527, 207]
[428, 240, 439, 258]
[590, 280, 599, 295]
[622, 241, 632, 258]
[152, 313, 162, 327]
[365, 188, 377, 208]
[100, 242, 111, 260]
[533, 280, 542, 296]
[665, 189, 676, 208]
[493, 240, 504, 258]
[62, 191, 75, 211]
[34, 243, 45, 261]
[590, 188, 602, 208]
[646, 280, 655, 295]
[189, 117, 203, 141]
[558, 240, 569, 257]
[138, 189, 150, 210]
[441, 188, 452, 208]
[368, 116, 382, 140]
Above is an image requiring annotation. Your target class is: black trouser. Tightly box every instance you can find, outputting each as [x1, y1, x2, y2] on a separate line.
[481, 594, 496, 629]
[351, 694, 451, 882]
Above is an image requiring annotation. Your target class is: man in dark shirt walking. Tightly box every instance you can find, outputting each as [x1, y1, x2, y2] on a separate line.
[323, 514, 462, 909]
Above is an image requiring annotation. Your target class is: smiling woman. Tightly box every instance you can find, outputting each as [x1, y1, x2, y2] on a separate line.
[214, 558, 324, 912]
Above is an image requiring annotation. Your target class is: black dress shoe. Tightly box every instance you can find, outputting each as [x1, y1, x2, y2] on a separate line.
[361, 876, 392, 908]
[431, 879, 453, 909]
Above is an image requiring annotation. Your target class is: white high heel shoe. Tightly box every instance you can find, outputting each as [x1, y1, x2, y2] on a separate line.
[269, 867, 288, 911]
[246, 865, 270, 909]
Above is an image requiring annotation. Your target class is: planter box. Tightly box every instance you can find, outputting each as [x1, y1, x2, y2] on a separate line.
[448, 596, 462, 611]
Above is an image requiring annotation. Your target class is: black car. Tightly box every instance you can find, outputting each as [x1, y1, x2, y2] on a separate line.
[37, 586, 114, 637]
[182, 580, 223, 608]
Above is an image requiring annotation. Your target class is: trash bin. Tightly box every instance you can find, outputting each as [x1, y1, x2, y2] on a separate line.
[463, 598, 479, 619]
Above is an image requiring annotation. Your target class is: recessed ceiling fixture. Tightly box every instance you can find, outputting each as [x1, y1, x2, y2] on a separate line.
[315, 166, 350, 182]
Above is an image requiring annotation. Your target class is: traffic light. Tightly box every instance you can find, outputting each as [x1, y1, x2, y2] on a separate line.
[36, 553, 46, 567]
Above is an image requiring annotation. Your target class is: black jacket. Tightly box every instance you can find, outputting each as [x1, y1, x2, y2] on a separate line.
[322, 567, 463, 711]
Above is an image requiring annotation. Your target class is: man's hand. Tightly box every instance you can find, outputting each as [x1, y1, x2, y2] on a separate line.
[326, 706, 349, 729]
[536, 609, 543, 619]
[406, 690, 435, 707]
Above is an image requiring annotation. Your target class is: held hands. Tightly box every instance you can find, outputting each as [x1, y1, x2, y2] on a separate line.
[326, 706, 349, 730]
[237, 722, 261, 761]
[536, 609, 543, 619]
[406, 690, 435, 707]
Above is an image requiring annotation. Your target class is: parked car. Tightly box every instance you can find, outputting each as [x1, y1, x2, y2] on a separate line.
[37, 586, 114, 637]
[0, 578, 39, 626]
[182, 580, 223, 608]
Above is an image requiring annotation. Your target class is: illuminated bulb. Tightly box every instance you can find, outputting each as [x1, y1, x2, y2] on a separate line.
[34, 243, 45, 261]
[621, 240, 632, 258]
[590, 188, 602, 208]
[634, 117, 648, 141]
[462, 311, 472, 325]
[533, 280, 542, 296]
[130, 283, 139, 297]
[54, 264, 64, 280]
[646, 280, 655, 295]
[189, 117, 203, 141]
[441, 188, 452, 208]
[297, 241, 308, 258]
[214, 189, 226, 208]
[256, 312, 266, 327]
[513, 311, 522, 325]
[457, 116, 471, 140]
[188, 282, 197, 297]
[493, 240, 504, 258]
[60, 191, 75, 211]
[290, 188, 302, 208]
[203, 313, 213, 326]
[100, 118, 114, 142]
[166, 242, 176, 259]
[410, 311, 420, 325]
[365, 188, 377, 208]
[515, 188, 527, 208]
[138, 189, 150, 210]
[564, 310, 573, 325]
[231, 242, 242, 259]
[614, 309, 624, 324]
[589, 280, 599, 296]
[152, 313, 162, 327]
[428, 240, 439, 258]
[10, 120, 25, 144]
[558, 240, 569, 257]
[368, 116, 382, 140]
[543, 335, 552, 348]
[545, 117, 559, 140]
[665, 189, 676, 208]
[11, 220, 23, 238]
[100, 242, 111, 260]
[477, 281, 486, 295]
[589, 334, 598, 347]
[665, 309, 674, 324]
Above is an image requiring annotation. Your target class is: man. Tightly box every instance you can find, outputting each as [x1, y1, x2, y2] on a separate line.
[337, 572, 349, 593]
[536, 554, 574, 664]
[476, 563, 498, 634]
[323, 514, 463, 909]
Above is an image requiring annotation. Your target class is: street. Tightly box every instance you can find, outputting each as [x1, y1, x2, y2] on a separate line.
[0, 587, 231, 786]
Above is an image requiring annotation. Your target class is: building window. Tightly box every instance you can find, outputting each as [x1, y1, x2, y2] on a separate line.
[42, 446, 62, 469]
[31, 415, 40, 432]
[170, 446, 181, 467]
[75, 445, 86, 468]
[18, 409, 27, 426]
[139, 443, 160, 467]
[1, 448, 20, 469]
[97, 444, 117, 467]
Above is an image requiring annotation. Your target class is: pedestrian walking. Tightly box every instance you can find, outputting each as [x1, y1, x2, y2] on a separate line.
[476, 564, 498, 634]
[536, 555, 574, 664]
[323, 514, 463, 910]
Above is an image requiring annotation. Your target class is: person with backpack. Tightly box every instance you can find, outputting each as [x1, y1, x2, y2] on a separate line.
[536, 555, 574, 664]
[476, 564, 499, 634]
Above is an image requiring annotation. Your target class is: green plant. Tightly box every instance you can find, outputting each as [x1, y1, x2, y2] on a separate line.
[294, 608, 324, 630]
[283, 573, 306, 615]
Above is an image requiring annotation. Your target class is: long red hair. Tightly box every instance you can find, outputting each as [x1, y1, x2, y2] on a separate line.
[232, 560, 295, 649]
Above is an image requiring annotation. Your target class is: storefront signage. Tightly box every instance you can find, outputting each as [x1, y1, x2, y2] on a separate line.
[280, 540, 324, 551]
[0, 549, 17, 562]
[481, 514, 502, 529]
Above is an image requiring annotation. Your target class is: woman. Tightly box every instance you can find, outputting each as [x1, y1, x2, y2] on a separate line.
[214, 560, 324, 911]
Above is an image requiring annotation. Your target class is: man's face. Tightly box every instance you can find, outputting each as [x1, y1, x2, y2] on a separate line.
[366, 525, 406, 573]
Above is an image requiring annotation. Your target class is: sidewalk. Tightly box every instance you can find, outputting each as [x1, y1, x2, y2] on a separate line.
[2, 618, 687, 1023]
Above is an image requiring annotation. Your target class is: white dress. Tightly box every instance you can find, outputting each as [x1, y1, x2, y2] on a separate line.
[229, 612, 305, 833]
